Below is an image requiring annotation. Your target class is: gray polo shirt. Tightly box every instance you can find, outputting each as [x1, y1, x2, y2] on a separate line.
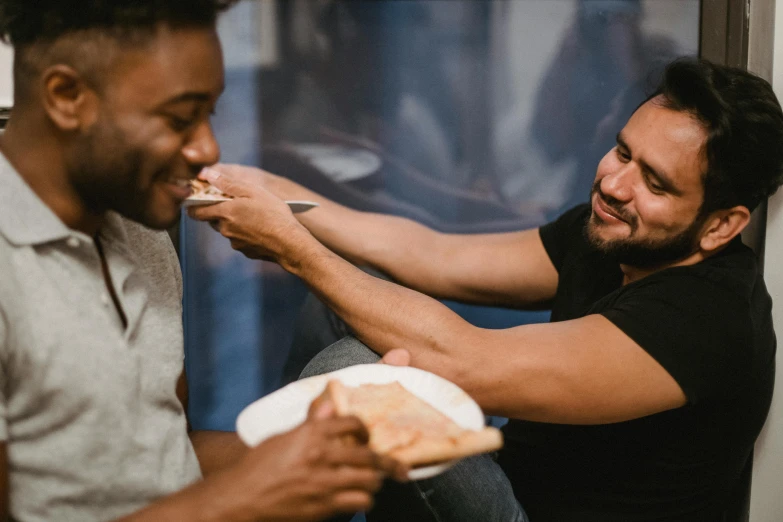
[0, 153, 202, 521]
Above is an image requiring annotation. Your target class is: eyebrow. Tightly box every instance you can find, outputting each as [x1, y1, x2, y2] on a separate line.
[160, 92, 214, 106]
[160, 83, 226, 107]
[616, 132, 683, 196]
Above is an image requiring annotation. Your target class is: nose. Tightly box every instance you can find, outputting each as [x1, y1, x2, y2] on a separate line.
[599, 162, 634, 203]
[182, 120, 220, 168]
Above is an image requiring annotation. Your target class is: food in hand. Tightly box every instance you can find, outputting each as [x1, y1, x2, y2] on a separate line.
[313, 380, 503, 467]
[189, 179, 232, 200]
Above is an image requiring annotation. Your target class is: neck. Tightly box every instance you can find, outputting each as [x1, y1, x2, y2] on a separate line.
[0, 113, 105, 236]
[620, 245, 728, 285]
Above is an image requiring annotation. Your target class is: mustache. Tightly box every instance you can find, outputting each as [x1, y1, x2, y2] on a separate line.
[591, 180, 634, 223]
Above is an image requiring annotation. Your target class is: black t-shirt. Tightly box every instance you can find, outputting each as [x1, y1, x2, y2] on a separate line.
[497, 204, 776, 522]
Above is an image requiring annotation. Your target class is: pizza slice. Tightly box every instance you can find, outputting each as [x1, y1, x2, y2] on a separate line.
[315, 379, 503, 468]
[189, 179, 232, 200]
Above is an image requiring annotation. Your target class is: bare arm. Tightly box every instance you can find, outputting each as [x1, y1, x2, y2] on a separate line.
[115, 413, 397, 522]
[115, 376, 400, 522]
[0, 390, 395, 522]
[176, 372, 248, 477]
[0, 320, 393, 522]
[283, 243, 685, 423]
[188, 431, 247, 478]
[227, 165, 558, 308]
[189, 171, 686, 425]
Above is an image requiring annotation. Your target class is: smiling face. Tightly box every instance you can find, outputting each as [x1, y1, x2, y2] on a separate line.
[65, 24, 225, 230]
[587, 96, 710, 268]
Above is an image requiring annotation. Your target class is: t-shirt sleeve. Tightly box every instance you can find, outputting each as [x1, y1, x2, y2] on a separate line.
[538, 204, 591, 272]
[601, 274, 747, 404]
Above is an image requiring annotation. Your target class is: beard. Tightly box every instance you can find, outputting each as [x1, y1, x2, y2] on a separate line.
[66, 116, 178, 230]
[585, 180, 705, 268]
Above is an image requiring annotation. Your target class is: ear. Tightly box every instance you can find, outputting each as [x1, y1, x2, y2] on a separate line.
[41, 64, 100, 132]
[698, 206, 751, 252]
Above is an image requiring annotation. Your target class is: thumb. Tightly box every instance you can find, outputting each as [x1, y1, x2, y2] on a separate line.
[380, 349, 410, 367]
[199, 166, 253, 198]
[312, 402, 336, 420]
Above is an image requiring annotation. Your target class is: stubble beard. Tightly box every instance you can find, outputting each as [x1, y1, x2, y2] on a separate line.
[67, 118, 173, 230]
[586, 181, 705, 268]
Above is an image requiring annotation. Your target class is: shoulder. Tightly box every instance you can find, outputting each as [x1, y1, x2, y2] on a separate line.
[599, 250, 772, 401]
[611, 254, 762, 335]
[688, 239, 761, 300]
[620, 240, 764, 314]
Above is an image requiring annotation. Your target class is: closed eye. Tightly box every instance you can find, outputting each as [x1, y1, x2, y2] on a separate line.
[643, 172, 666, 194]
[167, 115, 196, 132]
[616, 147, 631, 162]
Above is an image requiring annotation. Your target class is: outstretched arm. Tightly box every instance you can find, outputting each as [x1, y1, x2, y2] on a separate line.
[215, 165, 558, 308]
[188, 169, 686, 425]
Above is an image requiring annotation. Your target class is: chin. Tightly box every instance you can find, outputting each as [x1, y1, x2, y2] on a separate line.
[125, 204, 181, 231]
[587, 221, 626, 247]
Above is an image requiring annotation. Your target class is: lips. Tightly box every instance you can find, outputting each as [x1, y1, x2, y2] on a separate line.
[593, 194, 627, 224]
[160, 177, 194, 201]
[168, 178, 191, 188]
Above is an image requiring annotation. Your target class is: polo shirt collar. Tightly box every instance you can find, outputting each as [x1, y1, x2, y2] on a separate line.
[0, 151, 72, 246]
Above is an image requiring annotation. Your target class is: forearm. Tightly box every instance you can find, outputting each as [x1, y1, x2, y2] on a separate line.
[114, 470, 255, 522]
[270, 174, 555, 307]
[281, 235, 474, 383]
[278, 234, 682, 426]
[302, 208, 459, 295]
[268, 175, 451, 290]
[189, 431, 248, 477]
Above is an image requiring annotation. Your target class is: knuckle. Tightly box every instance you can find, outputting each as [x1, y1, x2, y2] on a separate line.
[305, 445, 325, 464]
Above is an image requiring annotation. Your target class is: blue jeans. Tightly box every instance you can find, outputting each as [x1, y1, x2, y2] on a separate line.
[301, 336, 529, 522]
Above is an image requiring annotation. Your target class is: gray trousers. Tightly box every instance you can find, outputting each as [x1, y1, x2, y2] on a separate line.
[301, 336, 528, 522]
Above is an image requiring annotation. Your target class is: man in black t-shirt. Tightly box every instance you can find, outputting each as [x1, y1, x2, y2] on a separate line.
[497, 203, 775, 521]
[190, 59, 783, 521]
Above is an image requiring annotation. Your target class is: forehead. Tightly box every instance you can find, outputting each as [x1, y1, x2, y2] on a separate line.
[104, 25, 224, 106]
[623, 98, 708, 189]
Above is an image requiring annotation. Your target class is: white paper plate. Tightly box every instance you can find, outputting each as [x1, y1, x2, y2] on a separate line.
[183, 197, 319, 214]
[236, 364, 487, 480]
[182, 196, 231, 207]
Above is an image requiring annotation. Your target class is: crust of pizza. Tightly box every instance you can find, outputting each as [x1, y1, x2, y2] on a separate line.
[387, 426, 503, 466]
[315, 379, 503, 468]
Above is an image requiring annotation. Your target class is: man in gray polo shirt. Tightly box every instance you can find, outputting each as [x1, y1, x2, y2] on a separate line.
[0, 1, 401, 521]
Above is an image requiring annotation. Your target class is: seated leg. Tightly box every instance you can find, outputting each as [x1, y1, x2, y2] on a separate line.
[300, 335, 381, 378]
[299, 337, 528, 522]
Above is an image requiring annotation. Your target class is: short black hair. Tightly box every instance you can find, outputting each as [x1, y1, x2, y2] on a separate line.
[0, 0, 238, 101]
[0, 0, 238, 48]
[649, 58, 783, 213]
